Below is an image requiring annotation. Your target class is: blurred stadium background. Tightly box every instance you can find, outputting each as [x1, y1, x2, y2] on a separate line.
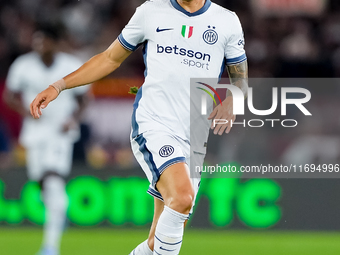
[1, 0, 340, 254]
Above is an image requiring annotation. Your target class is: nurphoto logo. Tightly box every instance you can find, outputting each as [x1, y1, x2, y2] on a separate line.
[197, 82, 312, 128]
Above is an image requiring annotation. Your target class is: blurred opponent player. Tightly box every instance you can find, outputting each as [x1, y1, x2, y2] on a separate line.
[4, 24, 88, 255]
[30, 0, 248, 254]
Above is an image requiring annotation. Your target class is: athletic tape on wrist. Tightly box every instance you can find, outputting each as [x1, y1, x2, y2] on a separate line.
[50, 79, 66, 94]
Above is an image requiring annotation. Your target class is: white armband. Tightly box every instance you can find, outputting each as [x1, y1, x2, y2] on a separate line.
[50, 79, 66, 94]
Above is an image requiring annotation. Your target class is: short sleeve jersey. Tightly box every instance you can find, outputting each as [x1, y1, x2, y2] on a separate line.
[6, 52, 88, 146]
[119, 0, 246, 152]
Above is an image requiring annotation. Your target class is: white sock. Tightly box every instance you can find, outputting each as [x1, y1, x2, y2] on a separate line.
[153, 206, 188, 255]
[42, 176, 68, 251]
[129, 240, 153, 255]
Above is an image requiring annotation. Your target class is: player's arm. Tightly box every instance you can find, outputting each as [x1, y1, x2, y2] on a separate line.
[208, 60, 248, 135]
[226, 60, 248, 98]
[3, 89, 29, 117]
[62, 93, 89, 132]
[30, 39, 132, 119]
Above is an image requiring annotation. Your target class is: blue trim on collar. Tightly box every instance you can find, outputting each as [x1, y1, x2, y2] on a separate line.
[170, 0, 211, 17]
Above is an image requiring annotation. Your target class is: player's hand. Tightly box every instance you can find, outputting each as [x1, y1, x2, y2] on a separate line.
[62, 118, 78, 133]
[30, 86, 58, 119]
[208, 96, 236, 135]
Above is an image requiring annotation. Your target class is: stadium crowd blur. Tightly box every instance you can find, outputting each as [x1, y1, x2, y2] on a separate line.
[1, 0, 340, 171]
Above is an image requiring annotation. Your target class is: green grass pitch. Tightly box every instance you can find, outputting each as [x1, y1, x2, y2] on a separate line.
[1, 228, 340, 254]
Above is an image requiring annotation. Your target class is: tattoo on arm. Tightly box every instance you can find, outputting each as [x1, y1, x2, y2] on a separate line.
[226, 60, 248, 99]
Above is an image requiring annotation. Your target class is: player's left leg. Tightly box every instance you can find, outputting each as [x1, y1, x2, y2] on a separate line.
[147, 198, 164, 251]
[129, 131, 203, 255]
[151, 162, 194, 255]
[39, 173, 68, 255]
[149, 153, 203, 255]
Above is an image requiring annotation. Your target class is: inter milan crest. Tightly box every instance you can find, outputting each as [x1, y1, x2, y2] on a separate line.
[203, 26, 218, 45]
[159, 145, 174, 157]
[181, 25, 193, 38]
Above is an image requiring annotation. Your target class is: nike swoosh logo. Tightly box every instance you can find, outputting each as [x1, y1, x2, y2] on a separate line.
[156, 27, 174, 32]
[160, 247, 176, 252]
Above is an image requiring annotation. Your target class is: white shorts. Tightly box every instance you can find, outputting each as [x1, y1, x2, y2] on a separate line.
[131, 130, 204, 214]
[25, 136, 74, 181]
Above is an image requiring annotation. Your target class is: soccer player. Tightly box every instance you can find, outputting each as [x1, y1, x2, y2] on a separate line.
[30, 0, 248, 254]
[4, 24, 88, 255]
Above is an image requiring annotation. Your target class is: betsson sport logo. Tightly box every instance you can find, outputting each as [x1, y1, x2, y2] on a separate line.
[196, 82, 312, 128]
[156, 25, 218, 70]
[156, 44, 211, 70]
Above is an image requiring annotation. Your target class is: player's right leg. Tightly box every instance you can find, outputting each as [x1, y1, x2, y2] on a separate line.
[129, 198, 164, 255]
[26, 140, 72, 255]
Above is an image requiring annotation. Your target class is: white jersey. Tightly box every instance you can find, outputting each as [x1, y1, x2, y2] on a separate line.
[120, 0, 246, 153]
[6, 52, 88, 147]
